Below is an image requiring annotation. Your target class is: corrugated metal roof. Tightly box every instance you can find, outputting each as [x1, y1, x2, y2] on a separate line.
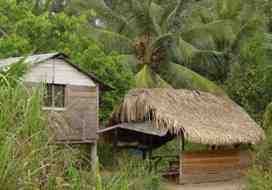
[98, 122, 168, 137]
[0, 52, 60, 68]
[0, 52, 113, 90]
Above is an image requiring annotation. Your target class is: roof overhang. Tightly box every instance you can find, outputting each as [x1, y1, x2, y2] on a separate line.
[0, 52, 113, 91]
[98, 122, 168, 137]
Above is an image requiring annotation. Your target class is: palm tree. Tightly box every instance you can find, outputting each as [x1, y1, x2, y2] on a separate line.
[177, 0, 265, 81]
[68, 0, 252, 95]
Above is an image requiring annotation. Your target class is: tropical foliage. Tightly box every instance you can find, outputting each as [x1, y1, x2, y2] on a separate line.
[1, 0, 272, 189]
[0, 0, 134, 121]
[247, 103, 272, 190]
[68, 0, 226, 95]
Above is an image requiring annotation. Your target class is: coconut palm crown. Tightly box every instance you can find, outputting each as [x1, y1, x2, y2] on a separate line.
[69, 0, 263, 96]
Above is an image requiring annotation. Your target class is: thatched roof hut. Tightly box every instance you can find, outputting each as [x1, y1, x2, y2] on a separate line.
[110, 88, 265, 146]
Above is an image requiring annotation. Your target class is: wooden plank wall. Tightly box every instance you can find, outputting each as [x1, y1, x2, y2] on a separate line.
[24, 58, 99, 144]
[24, 59, 96, 87]
[48, 85, 98, 143]
[179, 149, 251, 184]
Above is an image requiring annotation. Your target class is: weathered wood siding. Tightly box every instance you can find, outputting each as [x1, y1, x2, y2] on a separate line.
[49, 85, 98, 143]
[24, 58, 99, 143]
[179, 150, 251, 184]
[24, 58, 96, 87]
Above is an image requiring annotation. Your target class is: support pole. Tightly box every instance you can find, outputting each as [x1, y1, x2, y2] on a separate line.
[91, 142, 98, 172]
[179, 133, 184, 184]
[148, 136, 153, 172]
[113, 129, 118, 154]
[113, 129, 118, 165]
[142, 150, 147, 160]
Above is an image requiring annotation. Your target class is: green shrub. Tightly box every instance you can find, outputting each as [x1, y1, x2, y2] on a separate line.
[246, 103, 272, 190]
[247, 168, 272, 190]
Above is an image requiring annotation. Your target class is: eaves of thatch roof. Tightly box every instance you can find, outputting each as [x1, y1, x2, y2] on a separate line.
[109, 88, 265, 146]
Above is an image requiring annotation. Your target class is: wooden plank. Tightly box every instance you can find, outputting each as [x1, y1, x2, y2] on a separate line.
[182, 157, 240, 164]
[182, 150, 239, 159]
[53, 59, 96, 86]
[179, 150, 251, 184]
[69, 91, 97, 98]
[180, 171, 241, 184]
[68, 85, 96, 92]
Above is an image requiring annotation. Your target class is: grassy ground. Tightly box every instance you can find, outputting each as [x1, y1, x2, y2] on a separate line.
[163, 179, 245, 190]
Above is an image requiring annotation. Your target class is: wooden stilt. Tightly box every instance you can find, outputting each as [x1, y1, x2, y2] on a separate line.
[113, 129, 118, 165]
[91, 142, 98, 171]
[179, 133, 184, 184]
[142, 150, 147, 160]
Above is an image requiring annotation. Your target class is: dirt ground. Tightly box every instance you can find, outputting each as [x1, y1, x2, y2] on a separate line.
[163, 179, 246, 190]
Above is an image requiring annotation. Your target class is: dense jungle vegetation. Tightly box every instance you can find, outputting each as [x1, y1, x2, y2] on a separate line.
[1, 0, 272, 189]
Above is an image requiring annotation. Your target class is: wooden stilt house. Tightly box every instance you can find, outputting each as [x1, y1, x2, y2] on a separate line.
[99, 88, 265, 184]
[0, 52, 111, 165]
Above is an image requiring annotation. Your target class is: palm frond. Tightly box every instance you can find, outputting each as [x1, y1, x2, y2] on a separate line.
[135, 65, 171, 88]
[70, 0, 132, 33]
[151, 33, 173, 50]
[89, 26, 134, 54]
[149, 2, 164, 35]
[181, 20, 237, 50]
[165, 0, 189, 33]
[156, 62, 226, 96]
[173, 37, 223, 65]
[230, 14, 265, 53]
[215, 0, 242, 20]
[127, 0, 159, 35]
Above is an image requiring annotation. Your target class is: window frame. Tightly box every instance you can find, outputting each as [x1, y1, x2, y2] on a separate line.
[43, 83, 66, 111]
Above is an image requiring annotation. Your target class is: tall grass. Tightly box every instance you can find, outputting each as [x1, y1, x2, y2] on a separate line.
[0, 61, 162, 189]
[97, 149, 162, 190]
[0, 61, 97, 189]
[0, 82, 97, 189]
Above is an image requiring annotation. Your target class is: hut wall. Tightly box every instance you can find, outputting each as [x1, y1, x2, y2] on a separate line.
[179, 149, 251, 184]
[50, 85, 98, 143]
[24, 58, 96, 87]
[23, 58, 99, 143]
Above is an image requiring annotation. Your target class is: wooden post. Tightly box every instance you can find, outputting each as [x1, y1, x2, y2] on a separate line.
[113, 129, 118, 165]
[148, 136, 153, 172]
[113, 128, 118, 154]
[142, 150, 147, 160]
[91, 142, 98, 171]
[179, 133, 184, 184]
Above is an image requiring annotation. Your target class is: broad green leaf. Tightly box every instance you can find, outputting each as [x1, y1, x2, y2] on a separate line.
[135, 65, 171, 88]
[156, 62, 226, 96]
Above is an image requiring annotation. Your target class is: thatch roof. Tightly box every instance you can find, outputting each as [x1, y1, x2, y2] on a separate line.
[110, 88, 265, 145]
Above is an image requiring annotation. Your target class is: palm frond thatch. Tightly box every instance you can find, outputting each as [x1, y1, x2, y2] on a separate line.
[110, 88, 265, 145]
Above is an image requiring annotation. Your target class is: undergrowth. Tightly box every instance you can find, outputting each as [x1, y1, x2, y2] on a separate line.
[0, 61, 162, 190]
